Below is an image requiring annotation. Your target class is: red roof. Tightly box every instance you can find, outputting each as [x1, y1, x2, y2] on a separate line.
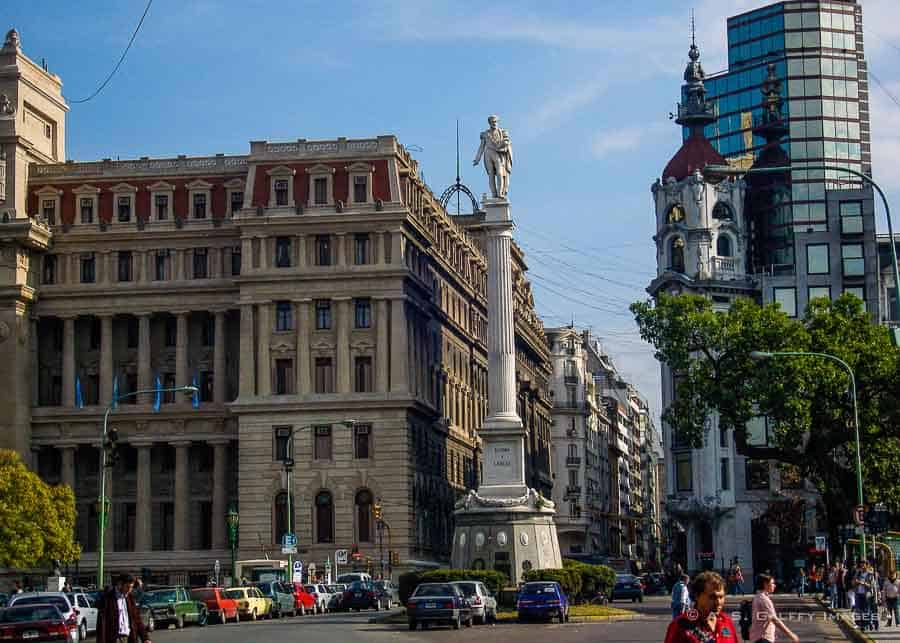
[662, 133, 726, 181]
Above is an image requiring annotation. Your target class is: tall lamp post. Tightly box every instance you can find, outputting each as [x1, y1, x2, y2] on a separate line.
[226, 506, 239, 584]
[96, 384, 198, 587]
[749, 350, 866, 559]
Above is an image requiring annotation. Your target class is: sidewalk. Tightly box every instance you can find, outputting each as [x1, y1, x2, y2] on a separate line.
[818, 597, 900, 643]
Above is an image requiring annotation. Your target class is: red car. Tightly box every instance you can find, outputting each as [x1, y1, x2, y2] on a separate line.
[286, 582, 317, 614]
[191, 587, 239, 624]
[0, 603, 78, 641]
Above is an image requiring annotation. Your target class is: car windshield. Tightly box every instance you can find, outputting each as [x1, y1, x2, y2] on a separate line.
[303, 585, 316, 593]
[143, 590, 178, 602]
[521, 583, 557, 594]
[12, 596, 69, 611]
[327, 585, 342, 593]
[347, 581, 371, 591]
[257, 582, 272, 593]
[0, 606, 62, 623]
[414, 584, 455, 597]
[617, 575, 636, 583]
[453, 582, 477, 596]
[224, 590, 244, 599]
[192, 589, 214, 600]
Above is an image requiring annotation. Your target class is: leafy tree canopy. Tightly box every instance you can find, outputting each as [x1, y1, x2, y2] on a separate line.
[0, 449, 80, 568]
[631, 293, 900, 520]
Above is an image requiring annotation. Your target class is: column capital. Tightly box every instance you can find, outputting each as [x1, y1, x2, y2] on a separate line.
[333, 296, 352, 302]
[170, 440, 193, 449]
[130, 439, 155, 449]
[134, 311, 154, 318]
[208, 438, 231, 446]
[57, 443, 79, 451]
[292, 298, 313, 304]
[171, 309, 192, 316]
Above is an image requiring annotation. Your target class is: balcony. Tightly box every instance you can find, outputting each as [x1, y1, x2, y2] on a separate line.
[566, 456, 582, 467]
[565, 485, 582, 496]
[710, 256, 741, 280]
[564, 374, 578, 385]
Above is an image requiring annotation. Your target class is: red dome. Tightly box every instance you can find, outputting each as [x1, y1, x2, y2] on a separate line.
[662, 132, 726, 181]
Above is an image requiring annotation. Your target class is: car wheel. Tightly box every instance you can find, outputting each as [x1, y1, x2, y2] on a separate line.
[250, 609, 257, 621]
[300, 604, 306, 616]
[564, 608, 570, 623]
[558, 609, 565, 624]
[147, 614, 155, 631]
[78, 621, 87, 641]
[176, 615, 184, 629]
[452, 615, 461, 630]
[465, 615, 473, 628]
[409, 620, 417, 631]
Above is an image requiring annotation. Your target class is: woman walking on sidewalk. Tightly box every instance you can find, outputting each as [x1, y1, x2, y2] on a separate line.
[883, 571, 899, 628]
[748, 574, 800, 643]
[796, 569, 807, 598]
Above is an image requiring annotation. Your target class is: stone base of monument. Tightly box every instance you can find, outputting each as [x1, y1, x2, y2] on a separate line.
[451, 488, 562, 581]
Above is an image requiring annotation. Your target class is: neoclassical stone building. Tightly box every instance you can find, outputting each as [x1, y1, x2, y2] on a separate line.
[0, 30, 553, 585]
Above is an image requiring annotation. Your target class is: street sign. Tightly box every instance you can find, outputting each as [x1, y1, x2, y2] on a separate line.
[214, 560, 220, 584]
[815, 536, 827, 551]
[282, 533, 297, 547]
[854, 505, 865, 526]
[335, 549, 349, 564]
[281, 545, 297, 555]
[293, 561, 302, 573]
[293, 561, 303, 583]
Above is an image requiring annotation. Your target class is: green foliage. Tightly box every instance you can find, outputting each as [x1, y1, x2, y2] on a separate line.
[522, 568, 581, 596]
[398, 568, 507, 603]
[0, 449, 80, 568]
[562, 559, 617, 597]
[631, 293, 900, 521]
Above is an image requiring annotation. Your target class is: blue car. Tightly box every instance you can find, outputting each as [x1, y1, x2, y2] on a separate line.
[407, 583, 472, 630]
[611, 574, 644, 602]
[516, 581, 569, 623]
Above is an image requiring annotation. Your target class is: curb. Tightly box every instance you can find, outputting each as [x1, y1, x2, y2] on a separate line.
[367, 609, 406, 625]
[568, 614, 644, 623]
[816, 597, 874, 643]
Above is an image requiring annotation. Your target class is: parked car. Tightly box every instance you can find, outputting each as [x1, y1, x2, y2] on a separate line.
[326, 584, 346, 610]
[224, 587, 270, 621]
[337, 572, 371, 585]
[315, 584, 335, 612]
[255, 581, 297, 618]
[139, 586, 208, 629]
[374, 580, 399, 608]
[285, 582, 316, 614]
[641, 573, 666, 596]
[190, 587, 239, 624]
[341, 581, 384, 611]
[0, 604, 78, 642]
[66, 592, 98, 641]
[611, 574, 644, 603]
[0, 593, 9, 608]
[302, 584, 330, 614]
[450, 581, 497, 624]
[7, 593, 79, 641]
[407, 582, 472, 630]
[516, 581, 569, 623]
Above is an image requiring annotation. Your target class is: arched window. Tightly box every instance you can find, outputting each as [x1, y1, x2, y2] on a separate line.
[274, 492, 294, 543]
[670, 237, 685, 273]
[716, 235, 733, 257]
[712, 201, 733, 220]
[315, 490, 334, 543]
[356, 489, 374, 543]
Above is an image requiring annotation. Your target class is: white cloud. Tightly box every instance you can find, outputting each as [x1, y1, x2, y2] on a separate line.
[591, 123, 667, 160]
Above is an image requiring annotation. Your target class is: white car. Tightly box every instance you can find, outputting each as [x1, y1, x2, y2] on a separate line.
[302, 584, 330, 613]
[8, 592, 80, 641]
[450, 581, 498, 624]
[66, 592, 98, 641]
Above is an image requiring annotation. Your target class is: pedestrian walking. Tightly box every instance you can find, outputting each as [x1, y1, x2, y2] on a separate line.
[853, 562, 876, 631]
[664, 571, 738, 642]
[882, 571, 899, 627]
[748, 574, 800, 643]
[96, 573, 152, 643]
[796, 569, 806, 598]
[846, 561, 860, 612]
[671, 574, 691, 620]
[734, 566, 745, 595]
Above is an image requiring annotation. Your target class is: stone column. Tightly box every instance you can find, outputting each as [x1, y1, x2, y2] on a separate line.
[209, 247, 220, 279]
[211, 440, 228, 549]
[257, 302, 271, 396]
[374, 231, 385, 265]
[295, 234, 306, 268]
[134, 250, 144, 282]
[175, 312, 189, 389]
[389, 297, 408, 393]
[137, 313, 152, 392]
[239, 304, 255, 397]
[62, 316, 76, 407]
[173, 249, 183, 280]
[173, 441, 191, 550]
[134, 442, 152, 552]
[242, 237, 253, 273]
[213, 311, 226, 403]
[258, 236, 268, 271]
[100, 315, 113, 405]
[336, 233, 346, 267]
[375, 299, 389, 392]
[336, 298, 351, 393]
[30, 318, 39, 406]
[391, 229, 405, 266]
[295, 300, 311, 395]
[60, 445, 76, 490]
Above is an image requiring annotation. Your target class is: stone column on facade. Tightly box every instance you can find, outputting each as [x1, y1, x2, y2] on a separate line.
[60, 445, 76, 490]
[336, 298, 351, 394]
[137, 313, 152, 393]
[375, 299, 389, 392]
[173, 249, 183, 281]
[389, 297, 408, 393]
[241, 237, 253, 273]
[335, 233, 346, 267]
[211, 439, 229, 549]
[295, 299, 311, 395]
[134, 250, 144, 282]
[134, 441, 152, 552]
[70, 254, 79, 285]
[175, 312, 189, 389]
[173, 441, 191, 550]
[295, 234, 306, 268]
[390, 229, 405, 266]
[374, 231, 385, 265]
[30, 317, 39, 406]
[258, 236, 268, 271]
[239, 303, 255, 397]
[209, 247, 220, 279]
[62, 316, 76, 407]
[100, 315, 113, 405]
[213, 310, 226, 403]
[257, 302, 271, 396]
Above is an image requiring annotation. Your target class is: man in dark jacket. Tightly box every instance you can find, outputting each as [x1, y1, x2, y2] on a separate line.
[97, 573, 152, 643]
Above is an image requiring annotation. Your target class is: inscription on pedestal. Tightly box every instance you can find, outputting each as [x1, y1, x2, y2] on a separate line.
[492, 446, 511, 468]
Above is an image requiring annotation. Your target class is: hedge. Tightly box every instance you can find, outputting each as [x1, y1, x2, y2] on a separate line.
[523, 561, 617, 601]
[398, 568, 507, 604]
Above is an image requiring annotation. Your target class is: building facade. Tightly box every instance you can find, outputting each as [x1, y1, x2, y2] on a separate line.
[0, 29, 554, 585]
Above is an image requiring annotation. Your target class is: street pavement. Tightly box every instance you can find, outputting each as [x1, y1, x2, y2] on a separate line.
[131, 595, 847, 642]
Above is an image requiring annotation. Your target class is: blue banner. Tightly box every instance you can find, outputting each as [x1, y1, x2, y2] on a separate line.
[111, 375, 119, 409]
[75, 376, 84, 408]
[153, 374, 161, 412]
[191, 374, 200, 409]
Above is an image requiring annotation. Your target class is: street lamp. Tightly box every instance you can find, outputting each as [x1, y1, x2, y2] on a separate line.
[226, 506, 239, 583]
[704, 163, 900, 342]
[96, 384, 198, 587]
[749, 350, 866, 559]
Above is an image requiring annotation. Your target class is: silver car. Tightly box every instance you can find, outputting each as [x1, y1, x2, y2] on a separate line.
[450, 581, 497, 624]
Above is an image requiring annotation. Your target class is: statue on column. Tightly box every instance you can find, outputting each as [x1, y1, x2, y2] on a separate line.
[473, 115, 513, 198]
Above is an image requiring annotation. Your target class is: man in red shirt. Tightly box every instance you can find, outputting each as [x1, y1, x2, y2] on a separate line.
[664, 571, 738, 643]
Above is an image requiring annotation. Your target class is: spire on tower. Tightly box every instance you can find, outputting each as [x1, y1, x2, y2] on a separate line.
[675, 15, 716, 135]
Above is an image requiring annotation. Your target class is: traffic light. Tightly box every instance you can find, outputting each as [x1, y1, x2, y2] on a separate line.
[373, 503, 382, 521]
[390, 551, 400, 566]
[104, 428, 120, 467]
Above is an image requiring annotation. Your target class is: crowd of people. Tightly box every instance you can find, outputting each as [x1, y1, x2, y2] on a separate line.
[824, 560, 900, 631]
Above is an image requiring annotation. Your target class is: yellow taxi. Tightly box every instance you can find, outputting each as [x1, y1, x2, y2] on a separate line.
[224, 586, 272, 620]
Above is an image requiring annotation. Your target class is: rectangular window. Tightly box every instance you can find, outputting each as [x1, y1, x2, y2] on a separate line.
[126, 318, 138, 348]
[314, 357, 333, 393]
[201, 315, 215, 346]
[844, 286, 865, 304]
[193, 248, 208, 279]
[353, 175, 367, 203]
[273, 427, 292, 462]
[42, 199, 56, 225]
[315, 235, 331, 266]
[353, 424, 371, 459]
[275, 237, 292, 268]
[275, 359, 294, 395]
[806, 244, 830, 275]
[315, 300, 331, 330]
[745, 459, 771, 490]
[155, 195, 169, 220]
[314, 425, 332, 460]
[231, 246, 241, 276]
[841, 243, 864, 276]
[193, 193, 207, 219]
[354, 356, 373, 393]
[274, 179, 289, 206]
[200, 370, 213, 401]
[808, 286, 831, 302]
[230, 191, 243, 215]
[675, 453, 692, 491]
[42, 255, 57, 285]
[720, 458, 731, 491]
[117, 196, 131, 222]
[155, 250, 169, 281]
[118, 251, 133, 282]
[80, 253, 96, 284]
[80, 198, 94, 224]
[314, 177, 328, 205]
[354, 298, 371, 328]
[774, 287, 797, 317]
[354, 234, 370, 265]
[719, 426, 728, 448]
[275, 301, 293, 331]
[164, 316, 177, 347]
[840, 201, 863, 234]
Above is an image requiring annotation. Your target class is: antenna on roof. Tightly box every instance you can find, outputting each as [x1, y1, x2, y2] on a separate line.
[691, 8, 696, 47]
[455, 119, 461, 215]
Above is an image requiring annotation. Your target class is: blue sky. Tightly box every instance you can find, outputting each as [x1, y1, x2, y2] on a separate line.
[9, 0, 900, 424]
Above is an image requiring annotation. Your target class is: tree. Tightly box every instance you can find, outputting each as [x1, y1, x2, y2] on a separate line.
[630, 293, 900, 530]
[0, 449, 80, 568]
